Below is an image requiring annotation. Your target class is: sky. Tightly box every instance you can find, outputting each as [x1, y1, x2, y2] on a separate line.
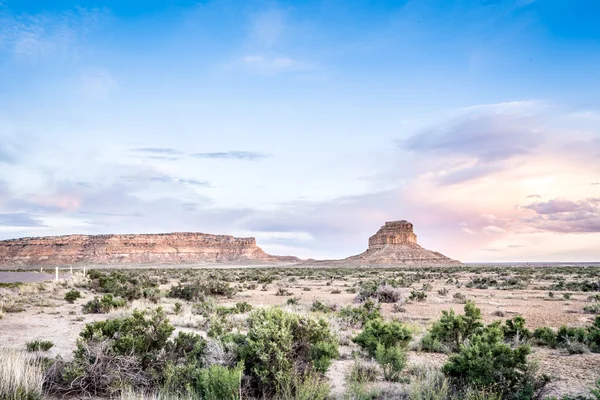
[1, 0, 600, 262]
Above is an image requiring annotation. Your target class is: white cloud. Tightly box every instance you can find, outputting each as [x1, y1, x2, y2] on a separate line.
[482, 225, 506, 234]
[0, 7, 106, 59]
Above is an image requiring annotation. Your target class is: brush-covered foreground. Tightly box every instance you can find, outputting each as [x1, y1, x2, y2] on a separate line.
[1, 265, 600, 399]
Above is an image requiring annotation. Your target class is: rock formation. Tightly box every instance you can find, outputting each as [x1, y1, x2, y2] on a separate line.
[0, 232, 299, 267]
[313, 220, 460, 266]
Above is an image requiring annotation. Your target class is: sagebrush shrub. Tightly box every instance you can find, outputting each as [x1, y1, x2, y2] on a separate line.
[239, 307, 338, 395]
[78, 307, 174, 368]
[64, 289, 82, 303]
[337, 299, 381, 327]
[353, 318, 412, 357]
[503, 316, 532, 341]
[443, 322, 549, 400]
[375, 343, 407, 382]
[421, 301, 483, 353]
[25, 340, 54, 352]
[82, 294, 126, 314]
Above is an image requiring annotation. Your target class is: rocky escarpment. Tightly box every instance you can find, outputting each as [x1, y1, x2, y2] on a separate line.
[313, 220, 460, 266]
[0, 232, 299, 267]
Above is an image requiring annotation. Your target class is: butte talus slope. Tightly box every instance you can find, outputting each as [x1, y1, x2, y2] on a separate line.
[313, 220, 460, 266]
[0, 232, 299, 267]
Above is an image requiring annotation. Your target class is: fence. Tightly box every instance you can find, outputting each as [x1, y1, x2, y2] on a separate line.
[39, 266, 87, 282]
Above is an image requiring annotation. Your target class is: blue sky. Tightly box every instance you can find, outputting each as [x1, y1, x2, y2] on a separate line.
[1, 0, 600, 261]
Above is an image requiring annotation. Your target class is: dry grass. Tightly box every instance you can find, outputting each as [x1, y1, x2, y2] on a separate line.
[0, 347, 45, 399]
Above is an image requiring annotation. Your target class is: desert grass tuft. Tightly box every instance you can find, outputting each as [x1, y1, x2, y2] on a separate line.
[0, 347, 45, 400]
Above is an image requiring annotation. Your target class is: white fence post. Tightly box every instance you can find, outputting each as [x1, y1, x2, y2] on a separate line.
[83, 266, 86, 276]
[55, 267, 59, 282]
[70, 266, 73, 274]
[40, 267, 43, 273]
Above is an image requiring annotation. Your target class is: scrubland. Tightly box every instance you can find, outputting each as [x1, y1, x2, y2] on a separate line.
[1, 265, 599, 399]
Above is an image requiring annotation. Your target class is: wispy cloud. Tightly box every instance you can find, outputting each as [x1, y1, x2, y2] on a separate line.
[134, 148, 186, 156]
[401, 112, 542, 161]
[191, 151, 271, 161]
[0, 6, 107, 59]
[0, 213, 45, 227]
[522, 197, 600, 233]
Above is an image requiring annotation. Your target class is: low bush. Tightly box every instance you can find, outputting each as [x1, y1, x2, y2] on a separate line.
[443, 324, 548, 400]
[337, 299, 381, 327]
[421, 301, 483, 353]
[162, 361, 243, 399]
[453, 292, 467, 303]
[82, 294, 126, 314]
[409, 290, 427, 302]
[375, 343, 407, 382]
[286, 297, 300, 306]
[353, 319, 412, 357]
[310, 300, 337, 313]
[26, 340, 54, 352]
[584, 303, 600, 314]
[238, 307, 338, 396]
[533, 327, 557, 347]
[64, 289, 82, 303]
[503, 316, 532, 341]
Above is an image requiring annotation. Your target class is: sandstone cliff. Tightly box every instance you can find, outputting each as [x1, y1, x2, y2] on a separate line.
[312, 220, 460, 266]
[0, 232, 299, 267]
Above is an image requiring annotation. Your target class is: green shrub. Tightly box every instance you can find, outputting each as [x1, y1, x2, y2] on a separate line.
[532, 327, 557, 347]
[64, 289, 82, 303]
[584, 303, 600, 314]
[557, 325, 587, 346]
[286, 297, 300, 306]
[168, 283, 204, 301]
[375, 343, 407, 382]
[87, 270, 159, 301]
[503, 316, 532, 341]
[26, 340, 54, 352]
[337, 299, 381, 327]
[310, 341, 339, 373]
[421, 301, 483, 353]
[587, 316, 600, 353]
[408, 366, 450, 400]
[162, 361, 242, 399]
[353, 319, 412, 357]
[78, 307, 174, 369]
[409, 290, 427, 302]
[81, 294, 126, 314]
[198, 362, 244, 400]
[443, 324, 547, 400]
[310, 300, 337, 313]
[239, 307, 338, 395]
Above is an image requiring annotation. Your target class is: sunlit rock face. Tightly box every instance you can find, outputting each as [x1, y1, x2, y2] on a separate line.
[309, 220, 460, 266]
[0, 232, 299, 266]
[368, 220, 417, 249]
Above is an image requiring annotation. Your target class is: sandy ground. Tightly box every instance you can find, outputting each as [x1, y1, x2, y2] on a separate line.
[1, 267, 599, 398]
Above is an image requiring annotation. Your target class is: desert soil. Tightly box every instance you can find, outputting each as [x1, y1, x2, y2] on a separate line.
[0, 266, 599, 398]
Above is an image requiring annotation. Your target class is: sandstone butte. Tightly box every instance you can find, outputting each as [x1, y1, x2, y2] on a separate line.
[308, 220, 460, 266]
[0, 232, 300, 267]
[0, 220, 459, 267]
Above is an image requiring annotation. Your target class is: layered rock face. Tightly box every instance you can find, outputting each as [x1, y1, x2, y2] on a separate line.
[0, 232, 299, 266]
[368, 221, 417, 248]
[312, 220, 460, 266]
